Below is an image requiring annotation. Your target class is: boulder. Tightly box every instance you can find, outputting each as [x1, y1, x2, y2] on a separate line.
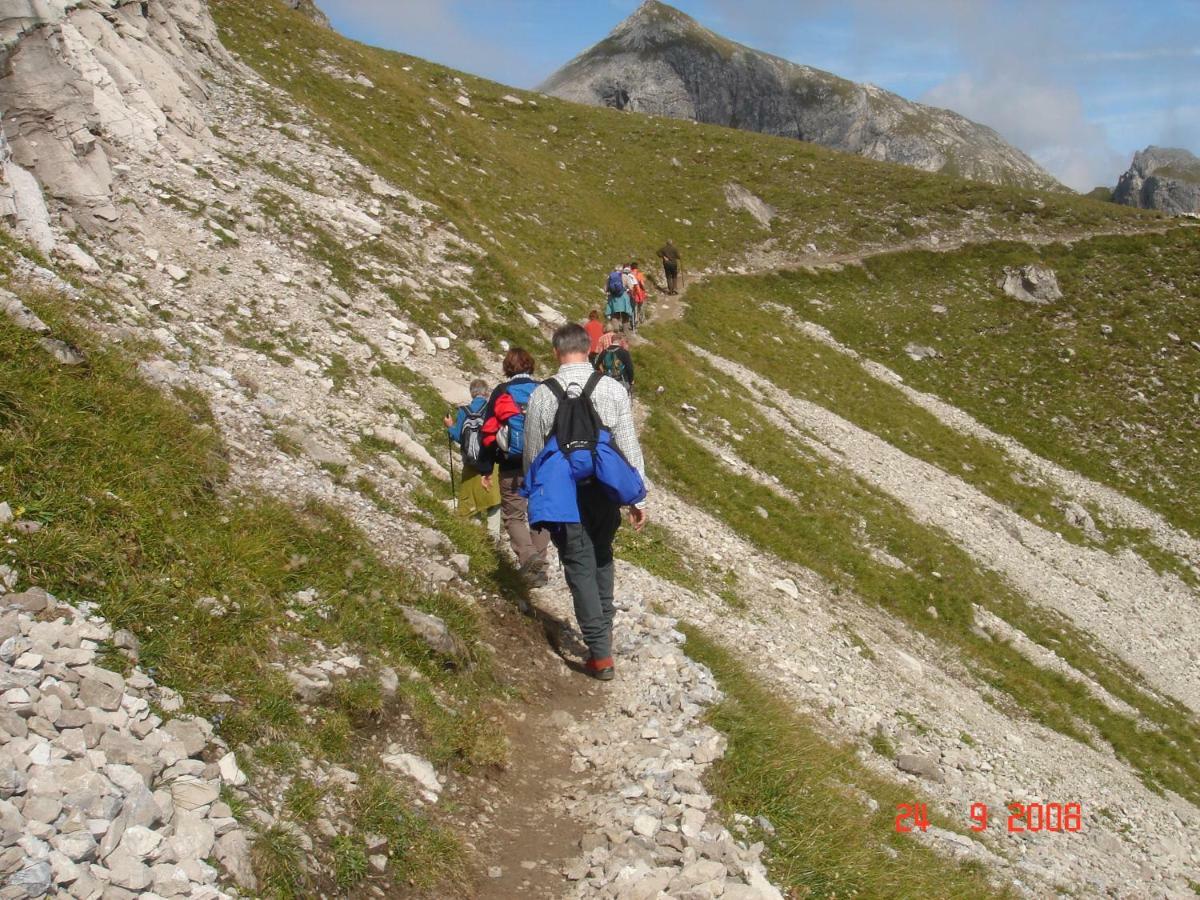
[724, 183, 776, 227]
[278, 427, 350, 468]
[214, 830, 256, 891]
[400, 607, 468, 661]
[904, 342, 941, 362]
[369, 427, 449, 481]
[381, 751, 440, 801]
[1, 292, 50, 334]
[38, 338, 86, 366]
[896, 753, 945, 783]
[1000, 264, 1062, 304]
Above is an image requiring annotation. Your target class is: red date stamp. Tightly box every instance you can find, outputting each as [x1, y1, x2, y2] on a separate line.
[896, 802, 1082, 833]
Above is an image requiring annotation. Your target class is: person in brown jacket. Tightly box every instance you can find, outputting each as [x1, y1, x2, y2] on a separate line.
[658, 240, 681, 295]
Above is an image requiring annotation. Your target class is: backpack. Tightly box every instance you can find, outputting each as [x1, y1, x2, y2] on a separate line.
[598, 347, 628, 385]
[523, 372, 645, 513]
[457, 401, 486, 470]
[493, 379, 537, 460]
[606, 270, 625, 297]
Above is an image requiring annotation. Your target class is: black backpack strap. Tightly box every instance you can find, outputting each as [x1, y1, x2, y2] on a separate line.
[581, 370, 605, 400]
[545, 379, 566, 402]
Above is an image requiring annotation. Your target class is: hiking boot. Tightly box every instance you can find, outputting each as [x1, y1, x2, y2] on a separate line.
[519, 550, 546, 571]
[585, 656, 615, 681]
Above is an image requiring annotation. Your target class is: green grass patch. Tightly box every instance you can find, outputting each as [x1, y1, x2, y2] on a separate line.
[683, 627, 1009, 899]
[251, 824, 308, 898]
[0, 288, 499, 894]
[665, 281, 1101, 548]
[717, 230, 1200, 542]
[635, 339, 1200, 806]
[352, 774, 467, 889]
[615, 521, 706, 593]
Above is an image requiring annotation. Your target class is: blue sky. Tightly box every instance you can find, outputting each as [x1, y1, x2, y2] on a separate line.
[325, 1, 1200, 190]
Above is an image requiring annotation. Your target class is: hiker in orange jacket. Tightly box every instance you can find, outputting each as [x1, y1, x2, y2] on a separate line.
[629, 261, 647, 328]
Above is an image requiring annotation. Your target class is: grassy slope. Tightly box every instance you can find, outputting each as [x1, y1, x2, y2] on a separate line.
[4, 1, 1179, 894]
[705, 229, 1200, 539]
[684, 629, 1011, 899]
[0, 278, 502, 895]
[633, 337, 1200, 808]
[195, 2, 1193, 892]
[211, 0, 1148, 348]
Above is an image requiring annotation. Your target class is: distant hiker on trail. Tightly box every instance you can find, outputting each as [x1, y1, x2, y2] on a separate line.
[596, 335, 634, 396]
[658, 240, 681, 295]
[480, 348, 550, 584]
[522, 323, 648, 681]
[605, 265, 634, 331]
[629, 261, 647, 327]
[444, 379, 501, 538]
[585, 309, 604, 366]
[621, 265, 640, 332]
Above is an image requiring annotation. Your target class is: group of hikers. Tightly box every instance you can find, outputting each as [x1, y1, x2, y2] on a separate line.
[598, 240, 683, 334]
[448, 339, 658, 677]
[442, 244, 684, 680]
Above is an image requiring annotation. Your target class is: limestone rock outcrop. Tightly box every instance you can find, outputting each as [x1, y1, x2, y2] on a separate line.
[1000, 264, 1062, 305]
[0, 0, 231, 249]
[1112, 146, 1200, 216]
[542, 1, 1061, 191]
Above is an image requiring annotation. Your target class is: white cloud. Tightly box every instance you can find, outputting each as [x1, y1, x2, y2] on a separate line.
[922, 73, 1125, 190]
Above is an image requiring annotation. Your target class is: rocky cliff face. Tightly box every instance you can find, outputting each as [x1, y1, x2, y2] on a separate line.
[1112, 146, 1200, 216]
[542, 0, 1062, 191]
[0, 0, 226, 261]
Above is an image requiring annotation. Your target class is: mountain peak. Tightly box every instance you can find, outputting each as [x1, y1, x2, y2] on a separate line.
[605, 0, 713, 49]
[542, 5, 1060, 191]
[628, 0, 695, 24]
[1113, 145, 1200, 215]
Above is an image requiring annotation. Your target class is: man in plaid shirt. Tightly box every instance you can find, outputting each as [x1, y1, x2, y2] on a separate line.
[524, 324, 647, 680]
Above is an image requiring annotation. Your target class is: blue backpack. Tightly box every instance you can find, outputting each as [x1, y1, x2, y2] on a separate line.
[522, 373, 646, 525]
[606, 270, 625, 297]
[494, 378, 537, 461]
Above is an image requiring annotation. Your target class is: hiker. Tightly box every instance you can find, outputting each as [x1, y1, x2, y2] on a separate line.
[596, 334, 634, 396]
[444, 379, 501, 538]
[595, 318, 620, 356]
[523, 323, 648, 681]
[658, 240, 681, 295]
[629, 261, 647, 327]
[620, 265, 639, 332]
[585, 309, 604, 366]
[605, 265, 634, 331]
[480, 348, 550, 582]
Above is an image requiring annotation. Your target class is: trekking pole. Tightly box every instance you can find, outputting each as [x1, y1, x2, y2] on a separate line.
[447, 436, 457, 507]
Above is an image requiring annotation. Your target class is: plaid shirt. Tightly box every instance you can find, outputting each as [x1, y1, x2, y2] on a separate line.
[524, 362, 647, 496]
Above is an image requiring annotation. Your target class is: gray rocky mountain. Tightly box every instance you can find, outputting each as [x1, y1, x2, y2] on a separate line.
[542, 0, 1062, 191]
[1112, 146, 1200, 216]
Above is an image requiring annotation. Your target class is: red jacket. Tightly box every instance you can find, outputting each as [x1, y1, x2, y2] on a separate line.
[585, 319, 604, 353]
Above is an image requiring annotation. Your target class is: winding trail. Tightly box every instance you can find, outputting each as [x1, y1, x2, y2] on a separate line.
[646, 221, 1181, 327]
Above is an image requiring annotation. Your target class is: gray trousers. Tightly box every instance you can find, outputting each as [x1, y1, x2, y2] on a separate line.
[551, 484, 622, 661]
